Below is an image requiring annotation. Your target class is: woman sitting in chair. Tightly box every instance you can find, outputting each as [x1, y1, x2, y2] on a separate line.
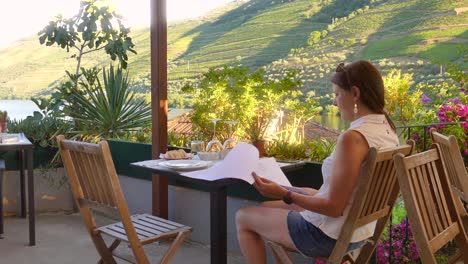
[236, 60, 400, 263]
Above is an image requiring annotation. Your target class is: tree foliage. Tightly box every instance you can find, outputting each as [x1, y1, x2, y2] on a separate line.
[38, 0, 136, 75]
[182, 65, 319, 142]
[384, 69, 422, 125]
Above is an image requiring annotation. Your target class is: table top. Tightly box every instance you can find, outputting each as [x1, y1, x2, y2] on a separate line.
[0, 133, 34, 150]
[131, 158, 305, 188]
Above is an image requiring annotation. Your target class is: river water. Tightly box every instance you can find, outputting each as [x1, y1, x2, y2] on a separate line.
[0, 100, 348, 131]
[0, 100, 40, 121]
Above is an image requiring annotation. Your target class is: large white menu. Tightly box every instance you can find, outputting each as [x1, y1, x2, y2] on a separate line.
[183, 142, 292, 186]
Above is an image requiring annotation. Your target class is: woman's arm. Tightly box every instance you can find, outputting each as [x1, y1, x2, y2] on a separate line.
[253, 130, 369, 217]
[281, 186, 318, 195]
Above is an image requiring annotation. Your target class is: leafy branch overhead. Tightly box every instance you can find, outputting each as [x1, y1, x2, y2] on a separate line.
[38, 0, 136, 74]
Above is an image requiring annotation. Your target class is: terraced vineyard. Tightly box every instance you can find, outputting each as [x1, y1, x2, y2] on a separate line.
[0, 0, 466, 102]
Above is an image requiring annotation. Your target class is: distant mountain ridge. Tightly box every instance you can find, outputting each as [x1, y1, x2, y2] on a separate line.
[0, 0, 466, 100]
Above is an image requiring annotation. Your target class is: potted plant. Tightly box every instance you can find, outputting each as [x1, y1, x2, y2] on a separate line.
[0, 110, 7, 133]
[244, 109, 275, 157]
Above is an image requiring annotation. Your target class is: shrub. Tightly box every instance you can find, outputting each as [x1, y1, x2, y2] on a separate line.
[7, 111, 74, 167]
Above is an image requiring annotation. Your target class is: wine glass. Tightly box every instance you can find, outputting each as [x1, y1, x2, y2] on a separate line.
[206, 118, 223, 153]
[223, 120, 237, 150]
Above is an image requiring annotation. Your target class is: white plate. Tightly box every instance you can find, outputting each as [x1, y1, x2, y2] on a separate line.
[158, 160, 212, 171]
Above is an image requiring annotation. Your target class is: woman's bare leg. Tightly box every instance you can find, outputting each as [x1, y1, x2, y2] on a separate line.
[236, 206, 297, 264]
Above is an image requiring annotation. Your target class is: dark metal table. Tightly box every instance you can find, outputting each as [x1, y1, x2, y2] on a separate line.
[131, 159, 303, 264]
[0, 133, 35, 245]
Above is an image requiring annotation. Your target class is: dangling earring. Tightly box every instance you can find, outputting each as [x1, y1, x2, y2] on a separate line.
[354, 103, 358, 118]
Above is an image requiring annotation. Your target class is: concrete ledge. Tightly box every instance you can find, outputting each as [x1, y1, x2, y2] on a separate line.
[1, 168, 74, 215]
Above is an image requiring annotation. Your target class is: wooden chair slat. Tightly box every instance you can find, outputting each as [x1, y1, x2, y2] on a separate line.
[70, 151, 92, 199]
[115, 222, 164, 237]
[57, 135, 192, 264]
[355, 207, 389, 228]
[91, 154, 113, 206]
[131, 223, 164, 237]
[93, 155, 115, 206]
[137, 217, 180, 231]
[142, 214, 186, 228]
[410, 166, 436, 239]
[130, 226, 157, 239]
[81, 151, 102, 202]
[428, 160, 451, 230]
[361, 162, 384, 216]
[420, 162, 444, 237]
[131, 219, 172, 233]
[86, 155, 103, 199]
[441, 144, 462, 188]
[405, 149, 439, 168]
[429, 223, 460, 253]
[374, 160, 394, 212]
[61, 140, 102, 154]
[380, 162, 397, 211]
[100, 225, 139, 241]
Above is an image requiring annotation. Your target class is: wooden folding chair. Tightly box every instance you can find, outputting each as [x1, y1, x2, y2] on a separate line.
[57, 135, 192, 264]
[430, 129, 468, 206]
[267, 142, 414, 264]
[394, 145, 468, 264]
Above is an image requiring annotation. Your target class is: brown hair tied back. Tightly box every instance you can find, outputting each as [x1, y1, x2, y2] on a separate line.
[331, 60, 396, 132]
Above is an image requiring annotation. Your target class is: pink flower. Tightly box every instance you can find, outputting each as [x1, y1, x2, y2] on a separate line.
[377, 220, 420, 263]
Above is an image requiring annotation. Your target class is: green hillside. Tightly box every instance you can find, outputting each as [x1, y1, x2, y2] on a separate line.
[0, 0, 466, 101]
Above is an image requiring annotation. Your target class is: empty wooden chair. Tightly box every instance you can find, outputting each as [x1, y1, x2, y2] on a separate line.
[394, 145, 468, 263]
[57, 135, 192, 264]
[430, 129, 468, 203]
[268, 143, 414, 264]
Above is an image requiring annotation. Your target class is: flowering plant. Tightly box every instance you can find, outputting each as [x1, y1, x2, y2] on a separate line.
[376, 218, 419, 263]
[405, 68, 468, 160]
[434, 102, 468, 156]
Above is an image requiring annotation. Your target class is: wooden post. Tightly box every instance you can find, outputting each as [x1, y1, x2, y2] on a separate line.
[150, 0, 168, 218]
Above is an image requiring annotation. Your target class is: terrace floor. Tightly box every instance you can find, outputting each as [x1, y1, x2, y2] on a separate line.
[2, 212, 464, 263]
[0, 212, 249, 264]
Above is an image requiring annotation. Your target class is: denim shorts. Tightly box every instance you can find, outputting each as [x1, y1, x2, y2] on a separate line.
[287, 211, 365, 258]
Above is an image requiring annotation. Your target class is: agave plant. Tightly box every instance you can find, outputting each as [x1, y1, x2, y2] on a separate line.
[69, 64, 151, 139]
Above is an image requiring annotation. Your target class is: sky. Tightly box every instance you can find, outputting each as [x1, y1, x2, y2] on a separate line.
[0, 0, 232, 48]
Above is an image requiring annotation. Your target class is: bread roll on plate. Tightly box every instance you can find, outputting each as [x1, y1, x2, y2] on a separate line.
[163, 149, 191, 160]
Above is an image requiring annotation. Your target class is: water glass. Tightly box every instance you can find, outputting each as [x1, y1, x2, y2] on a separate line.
[190, 140, 205, 154]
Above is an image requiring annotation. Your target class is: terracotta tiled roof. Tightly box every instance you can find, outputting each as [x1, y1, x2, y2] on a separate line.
[167, 112, 193, 136]
[304, 120, 340, 141]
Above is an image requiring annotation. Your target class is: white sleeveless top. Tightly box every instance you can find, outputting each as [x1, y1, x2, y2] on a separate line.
[299, 114, 399, 242]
